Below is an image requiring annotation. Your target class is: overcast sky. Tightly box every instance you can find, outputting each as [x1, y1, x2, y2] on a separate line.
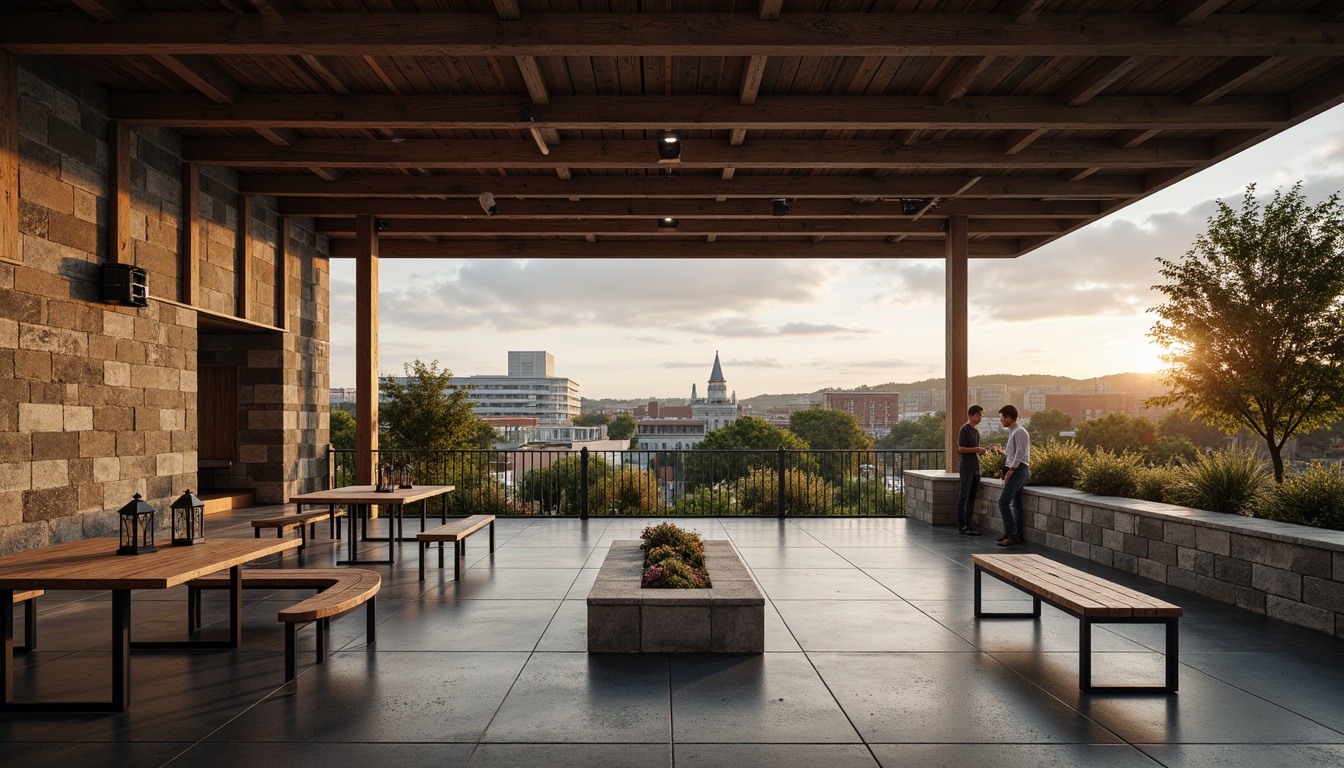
[328, 105, 1344, 400]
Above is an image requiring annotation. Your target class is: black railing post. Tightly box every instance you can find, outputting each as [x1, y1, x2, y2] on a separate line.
[580, 447, 590, 520]
[776, 444, 787, 519]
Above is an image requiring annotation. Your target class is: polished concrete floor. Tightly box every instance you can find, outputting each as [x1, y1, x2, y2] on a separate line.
[5, 508, 1344, 767]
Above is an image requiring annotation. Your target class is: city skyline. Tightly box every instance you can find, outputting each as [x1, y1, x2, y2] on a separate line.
[328, 104, 1344, 400]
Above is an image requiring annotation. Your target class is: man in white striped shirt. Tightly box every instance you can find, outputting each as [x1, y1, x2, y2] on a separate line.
[996, 405, 1031, 547]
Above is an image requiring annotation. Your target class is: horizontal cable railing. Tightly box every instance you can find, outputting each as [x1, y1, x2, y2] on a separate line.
[331, 447, 944, 518]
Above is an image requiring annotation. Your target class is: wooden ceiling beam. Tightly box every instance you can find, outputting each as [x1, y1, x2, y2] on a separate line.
[278, 197, 1103, 220]
[1168, 0, 1231, 27]
[934, 57, 992, 103]
[6, 13, 1340, 57]
[183, 137, 1212, 170]
[107, 93, 1287, 131]
[153, 54, 239, 103]
[315, 218, 1069, 238]
[1057, 57, 1145, 106]
[326, 238, 1021, 260]
[759, 0, 784, 21]
[242, 173, 1142, 199]
[69, 0, 128, 23]
[1111, 129, 1161, 148]
[1002, 128, 1048, 155]
[1184, 56, 1281, 106]
[1005, 0, 1050, 24]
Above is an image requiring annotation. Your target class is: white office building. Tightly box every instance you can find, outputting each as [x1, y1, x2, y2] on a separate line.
[450, 351, 581, 425]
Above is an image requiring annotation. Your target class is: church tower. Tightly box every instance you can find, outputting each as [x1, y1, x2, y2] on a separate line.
[707, 351, 728, 403]
[692, 351, 739, 431]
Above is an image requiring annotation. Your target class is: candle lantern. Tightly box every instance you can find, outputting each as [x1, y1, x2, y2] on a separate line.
[117, 493, 157, 555]
[376, 462, 394, 492]
[171, 489, 206, 545]
[398, 463, 413, 489]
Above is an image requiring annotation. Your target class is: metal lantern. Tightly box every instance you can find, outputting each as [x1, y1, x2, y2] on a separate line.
[170, 489, 206, 545]
[116, 493, 157, 555]
[376, 462, 394, 492]
[398, 462, 413, 489]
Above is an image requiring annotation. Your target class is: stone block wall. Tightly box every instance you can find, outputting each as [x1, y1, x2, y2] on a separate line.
[0, 56, 330, 553]
[905, 469, 1344, 640]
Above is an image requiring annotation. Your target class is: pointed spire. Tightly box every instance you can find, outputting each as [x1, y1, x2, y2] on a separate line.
[709, 351, 725, 383]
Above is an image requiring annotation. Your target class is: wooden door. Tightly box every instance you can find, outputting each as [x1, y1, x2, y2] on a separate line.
[198, 366, 238, 462]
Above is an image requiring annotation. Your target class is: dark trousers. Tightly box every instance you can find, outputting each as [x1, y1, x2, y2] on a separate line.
[998, 464, 1031, 537]
[956, 468, 980, 530]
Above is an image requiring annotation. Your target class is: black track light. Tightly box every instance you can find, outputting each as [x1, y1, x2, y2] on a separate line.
[375, 218, 390, 232]
[658, 217, 680, 229]
[770, 199, 790, 217]
[657, 130, 683, 161]
[900, 199, 922, 216]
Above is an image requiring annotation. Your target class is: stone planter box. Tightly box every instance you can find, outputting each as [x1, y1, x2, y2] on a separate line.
[587, 540, 765, 653]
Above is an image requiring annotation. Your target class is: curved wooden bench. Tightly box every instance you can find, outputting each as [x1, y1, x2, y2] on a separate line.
[12, 589, 41, 654]
[251, 508, 346, 551]
[972, 553, 1182, 693]
[417, 515, 495, 581]
[186, 568, 379, 684]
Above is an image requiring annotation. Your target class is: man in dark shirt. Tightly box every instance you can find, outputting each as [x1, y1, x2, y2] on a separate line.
[956, 405, 987, 535]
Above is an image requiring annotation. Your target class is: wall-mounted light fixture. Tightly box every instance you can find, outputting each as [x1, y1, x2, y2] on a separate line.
[657, 130, 683, 161]
[375, 218, 390, 232]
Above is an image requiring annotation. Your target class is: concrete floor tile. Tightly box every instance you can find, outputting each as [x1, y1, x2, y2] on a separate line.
[750, 568, 898, 600]
[372, 599, 561, 651]
[870, 744, 1161, 768]
[676, 743, 879, 767]
[176, 742, 475, 768]
[465, 743, 669, 767]
[774, 600, 976, 652]
[1136, 744, 1344, 768]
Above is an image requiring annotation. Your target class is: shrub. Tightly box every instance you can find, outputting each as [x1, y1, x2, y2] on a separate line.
[736, 467, 832, 516]
[672, 487, 734, 516]
[641, 558, 710, 589]
[1147, 435, 1199, 466]
[592, 467, 663, 516]
[1028, 441, 1088, 488]
[640, 522, 705, 569]
[1135, 464, 1182, 504]
[1171, 449, 1270, 516]
[979, 448, 1006, 479]
[832, 477, 905, 515]
[1076, 450, 1142, 498]
[1258, 463, 1344, 530]
[639, 523, 710, 588]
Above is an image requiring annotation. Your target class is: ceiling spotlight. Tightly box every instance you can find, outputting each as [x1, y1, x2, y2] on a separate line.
[770, 199, 790, 217]
[657, 130, 683, 161]
[900, 198, 922, 216]
[658, 217, 680, 228]
[479, 192, 498, 216]
[375, 218, 390, 233]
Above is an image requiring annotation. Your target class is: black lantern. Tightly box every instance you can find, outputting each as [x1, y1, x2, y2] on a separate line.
[376, 462, 394, 492]
[116, 493, 157, 555]
[171, 489, 206, 545]
[398, 463, 413, 489]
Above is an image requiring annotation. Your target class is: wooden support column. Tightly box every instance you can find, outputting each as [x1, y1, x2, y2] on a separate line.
[109, 120, 131, 264]
[944, 215, 969, 473]
[0, 51, 16, 264]
[354, 214, 379, 488]
[181, 162, 199, 304]
[276, 215, 289, 329]
[236, 192, 252, 318]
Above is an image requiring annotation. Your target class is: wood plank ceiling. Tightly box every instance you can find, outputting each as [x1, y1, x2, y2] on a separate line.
[4, 0, 1343, 260]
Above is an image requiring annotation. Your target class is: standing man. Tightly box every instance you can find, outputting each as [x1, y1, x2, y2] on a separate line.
[956, 405, 987, 535]
[997, 405, 1031, 547]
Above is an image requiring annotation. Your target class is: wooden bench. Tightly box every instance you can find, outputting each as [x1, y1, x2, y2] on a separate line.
[11, 589, 41, 654]
[417, 515, 496, 581]
[186, 568, 379, 684]
[251, 508, 346, 551]
[972, 553, 1182, 694]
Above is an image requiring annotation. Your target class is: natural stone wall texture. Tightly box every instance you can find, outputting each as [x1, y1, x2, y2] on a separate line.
[905, 469, 1344, 640]
[0, 56, 329, 553]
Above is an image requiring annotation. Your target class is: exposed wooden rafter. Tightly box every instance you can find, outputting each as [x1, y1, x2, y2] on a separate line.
[327, 239, 1021, 260]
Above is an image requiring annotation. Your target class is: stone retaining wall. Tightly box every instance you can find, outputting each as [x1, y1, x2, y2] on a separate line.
[906, 469, 1344, 640]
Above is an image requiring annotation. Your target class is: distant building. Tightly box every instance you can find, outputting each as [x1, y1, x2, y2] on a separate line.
[1045, 392, 1171, 423]
[329, 387, 357, 405]
[636, 419, 708, 450]
[1024, 385, 1071, 414]
[634, 401, 692, 420]
[690, 352, 739, 431]
[972, 384, 1007, 416]
[821, 391, 901, 437]
[931, 389, 947, 411]
[442, 351, 581, 425]
[901, 390, 932, 415]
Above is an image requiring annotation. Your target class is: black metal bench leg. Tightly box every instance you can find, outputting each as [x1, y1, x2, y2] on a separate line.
[454, 540, 461, 581]
[439, 541, 445, 569]
[419, 542, 427, 581]
[15, 598, 37, 654]
[1079, 618, 1093, 692]
[317, 619, 327, 664]
[490, 521, 495, 553]
[187, 587, 198, 633]
[285, 623, 297, 683]
[1166, 617, 1180, 692]
[367, 597, 377, 645]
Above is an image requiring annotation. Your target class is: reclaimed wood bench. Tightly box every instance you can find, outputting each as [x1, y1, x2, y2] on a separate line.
[251, 508, 346, 551]
[11, 589, 42, 654]
[186, 568, 379, 684]
[972, 553, 1182, 693]
[417, 514, 496, 581]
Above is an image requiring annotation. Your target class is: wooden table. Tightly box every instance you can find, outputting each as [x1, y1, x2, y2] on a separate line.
[288, 485, 455, 566]
[0, 536, 301, 713]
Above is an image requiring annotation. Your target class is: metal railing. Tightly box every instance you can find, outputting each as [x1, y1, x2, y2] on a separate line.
[330, 447, 944, 518]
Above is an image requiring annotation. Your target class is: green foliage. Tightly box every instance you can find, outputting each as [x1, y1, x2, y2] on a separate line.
[979, 448, 1006, 479]
[516, 455, 614, 515]
[686, 416, 811, 488]
[329, 409, 357, 450]
[788, 409, 874, 450]
[1171, 449, 1270, 516]
[380, 360, 493, 451]
[1028, 441, 1088, 488]
[736, 467, 832, 516]
[671, 487, 734, 516]
[875, 412, 945, 449]
[607, 413, 637, 441]
[1258, 463, 1344, 530]
[1075, 413, 1157, 455]
[641, 558, 709, 589]
[1147, 435, 1199, 466]
[1135, 464, 1182, 504]
[640, 522, 706, 570]
[572, 413, 609, 427]
[592, 466, 662, 516]
[1076, 449, 1142, 498]
[1157, 409, 1227, 450]
[832, 478, 905, 515]
[1026, 408, 1073, 441]
[1148, 183, 1344, 482]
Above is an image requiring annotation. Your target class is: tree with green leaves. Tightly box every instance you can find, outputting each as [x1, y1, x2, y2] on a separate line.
[572, 413, 609, 427]
[1026, 408, 1072, 442]
[788, 409, 874, 450]
[1074, 413, 1157, 455]
[329, 408, 357, 450]
[875, 411, 945, 449]
[380, 359, 492, 450]
[607, 413, 637, 441]
[1156, 408, 1226, 450]
[685, 415, 810, 490]
[1149, 183, 1344, 481]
